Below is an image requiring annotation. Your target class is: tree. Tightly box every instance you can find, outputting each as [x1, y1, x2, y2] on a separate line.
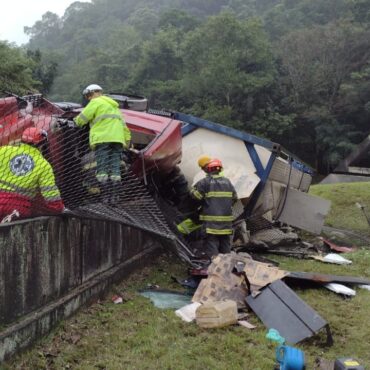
[179, 12, 275, 124]
[0, 42, 38, 94]
[24, 12, 62, 50]
[276, 22, 370, 170]
[26, 50, 58, 94]
[158, 9, 200, 32]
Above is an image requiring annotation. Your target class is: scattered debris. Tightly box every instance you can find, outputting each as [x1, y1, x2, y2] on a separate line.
[320, 237, 356, 253]
[277, 188, 331, 234]
[324, 283, 356, 297]
[334, 358, 365, 370]
[358, 284, 370, 291]
[249, 227, 299, 246]
[195, 300, 238, 328]
[275, 345, 305, 370]
[139, 290, 192, 309]
[138, 249, 370, 349]
[237, 237, 323, 259]
[312, 253, 352, 265]
[237, 312, 250, 320]
[316, 357, 365, 370]
[175, 302, 201, 322]
[1, 209, 20, 223]
[237, 320, 256, 330]
[286, 272, 370, 286]
[314, 358, 335, 370]
[322, 226, 370, 245]
[69, 334, 82, 345]
[147, 284, 160, 290]
[266, 328, 285, 344]
[171, 275, 202, 290]
[192, 253, 287, 308]
[111, 295, 123, 304]
[246, 280, 332, 345]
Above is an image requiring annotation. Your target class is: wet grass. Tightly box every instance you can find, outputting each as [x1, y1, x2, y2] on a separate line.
[4, 181, 370, 369]
[310, 182, 370, 235]
[4, 252, 370, 370]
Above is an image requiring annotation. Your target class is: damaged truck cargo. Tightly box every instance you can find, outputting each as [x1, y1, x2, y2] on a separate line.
[0, 92, 333, 265]
[172, 112, 331, 242]
[0, 91, 340, 362]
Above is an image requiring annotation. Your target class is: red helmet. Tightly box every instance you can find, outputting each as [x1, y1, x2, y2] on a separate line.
[21, 127, 48, 145]
[206, 158, 223, 172]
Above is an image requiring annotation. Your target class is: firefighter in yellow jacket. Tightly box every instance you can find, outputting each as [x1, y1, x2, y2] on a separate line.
[0, 127, 64, 220]
[74, 84, 131, 202]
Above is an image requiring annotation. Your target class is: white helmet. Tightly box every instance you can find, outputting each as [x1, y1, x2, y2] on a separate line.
[82, 84, 103, 97]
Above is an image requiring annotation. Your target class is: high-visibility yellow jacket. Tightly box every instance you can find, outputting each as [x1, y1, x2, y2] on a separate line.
[74, 95, 131, 148]
[0, 143, 62, 202]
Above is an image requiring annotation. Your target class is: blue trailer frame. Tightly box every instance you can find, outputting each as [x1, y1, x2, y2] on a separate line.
[173, 112, 313, 217]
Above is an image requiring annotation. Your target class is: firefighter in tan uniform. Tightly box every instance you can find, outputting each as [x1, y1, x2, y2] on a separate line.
[190, 158, 237, 258]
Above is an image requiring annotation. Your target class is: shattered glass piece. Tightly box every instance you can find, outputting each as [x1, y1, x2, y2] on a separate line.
[139, 290, 192, 309]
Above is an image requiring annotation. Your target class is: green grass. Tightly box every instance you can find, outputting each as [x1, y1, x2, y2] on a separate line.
[4, 182, 370, 370]
[310, 182, 370, 235]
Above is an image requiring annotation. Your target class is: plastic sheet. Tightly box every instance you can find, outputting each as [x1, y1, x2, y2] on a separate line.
[324, 283, 356, 297]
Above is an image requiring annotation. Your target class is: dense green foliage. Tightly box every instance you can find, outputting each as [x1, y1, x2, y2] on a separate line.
[0, 42, 38, 94]
[4, 0, 370, 172]
[0, 41, 60, 95]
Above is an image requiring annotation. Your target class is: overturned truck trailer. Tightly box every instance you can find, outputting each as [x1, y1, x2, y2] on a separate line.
[172, 113, 331, 235]
[0, 92, 330, 245]
[0, 93, 332, 362]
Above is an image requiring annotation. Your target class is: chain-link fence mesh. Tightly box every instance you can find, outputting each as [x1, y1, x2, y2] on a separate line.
[0, 93, 313, 263]
[0, 93, 197, 265]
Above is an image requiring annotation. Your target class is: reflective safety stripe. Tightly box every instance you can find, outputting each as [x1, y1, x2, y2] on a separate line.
[96, 173, 108, 183]
[44, 195, 62, 201]
[88, 187, 101, 194]
[191, 189, 203, 200]
[42, 189, 61, 197]
[206, 228, 233, 235]
[41, 180, 61, 201]
[110, 175, 121, 182]
[200, 215, 234, 222]
[0, 179, 35, 197]
[91, 114, 122, 126]
[83, 161, 97, 170]
[40, 185, 59, 192]
[77, 113, 89, 124]
[176, 218, 202, 235]
[205, 191, 233, 198]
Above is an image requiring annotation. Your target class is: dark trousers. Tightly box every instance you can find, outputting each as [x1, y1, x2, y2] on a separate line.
[204, 234, 231, 258]
[95, 143, 122, 182]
